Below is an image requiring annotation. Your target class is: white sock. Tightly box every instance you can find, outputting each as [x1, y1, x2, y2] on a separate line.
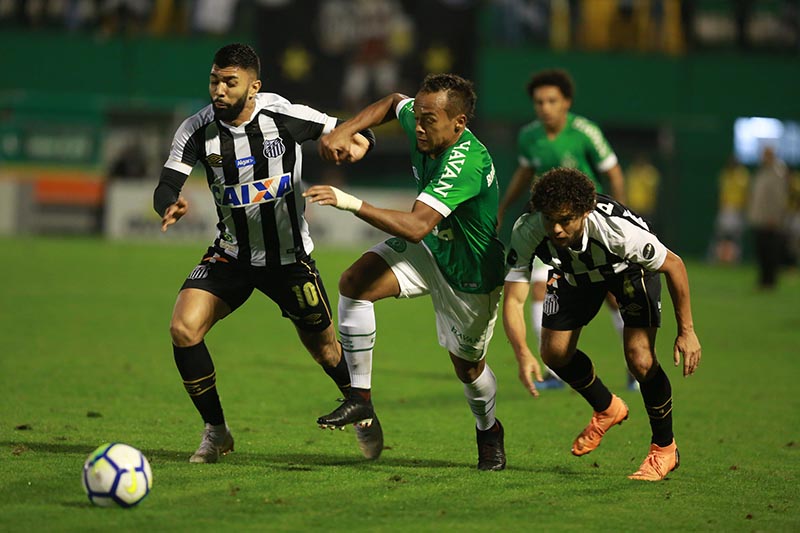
[530, 300, 543, 347]
[609, 306, 624, 339]
[338, 295, 376, 390]
[463, 364, 497, 431]
[532, 300, 560, 380]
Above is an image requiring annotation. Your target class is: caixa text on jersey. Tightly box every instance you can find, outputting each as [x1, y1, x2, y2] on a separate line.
[211, 173, 292, 207]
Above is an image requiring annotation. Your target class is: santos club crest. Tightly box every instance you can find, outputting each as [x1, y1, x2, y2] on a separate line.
[263, 137, 286, 158]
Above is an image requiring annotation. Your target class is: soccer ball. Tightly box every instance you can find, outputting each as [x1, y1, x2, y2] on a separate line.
[82, 443, 153, 508]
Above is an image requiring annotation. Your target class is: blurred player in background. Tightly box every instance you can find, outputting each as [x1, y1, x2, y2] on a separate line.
[305, 74, 509, 471]
[496, 69, 633, 390]
[503, 167, 701, 481]
[747, 146, 789, 290]
[153, 43, 380, 463]
[709, 155, 750, 264]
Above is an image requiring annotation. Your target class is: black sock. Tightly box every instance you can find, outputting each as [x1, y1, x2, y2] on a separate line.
[640, 365, 673, 447]
[551, 350, 613, 412]
[173, 341, 225, 426]
[322, 350, 352, 397]
[351, 387, 371, 402]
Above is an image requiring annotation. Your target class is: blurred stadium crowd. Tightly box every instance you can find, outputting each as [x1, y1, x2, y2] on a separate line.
[4, 1, 799, 52]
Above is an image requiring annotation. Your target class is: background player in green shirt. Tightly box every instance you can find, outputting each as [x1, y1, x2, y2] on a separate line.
[497, 69, 633, 390]
[305, 74, 509, 471]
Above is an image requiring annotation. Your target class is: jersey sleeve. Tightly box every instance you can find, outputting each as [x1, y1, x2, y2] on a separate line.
[163, 112, 205, 177]
[271, 103, 337, 143]
[602, 215, 668, 271]
[504, 213, 539, 282]
[573, 117, 618, 173]
[396, 98, 416, 142]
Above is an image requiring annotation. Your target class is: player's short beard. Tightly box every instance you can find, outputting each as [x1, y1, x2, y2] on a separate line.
[213, 93, 248, 122]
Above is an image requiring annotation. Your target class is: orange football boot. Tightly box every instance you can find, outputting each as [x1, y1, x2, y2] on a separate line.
[628, 440, 680, 481]
[571, 394, 629, 456]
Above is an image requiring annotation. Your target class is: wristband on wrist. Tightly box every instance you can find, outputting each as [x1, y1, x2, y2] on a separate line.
[330, 186, 363, 213]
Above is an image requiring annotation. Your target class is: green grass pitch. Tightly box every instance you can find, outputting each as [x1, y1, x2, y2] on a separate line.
[1, 237, 798, 531]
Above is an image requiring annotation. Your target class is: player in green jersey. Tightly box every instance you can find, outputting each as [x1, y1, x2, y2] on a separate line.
[304, 74, 510, 470]
[496, 69, 634, 391]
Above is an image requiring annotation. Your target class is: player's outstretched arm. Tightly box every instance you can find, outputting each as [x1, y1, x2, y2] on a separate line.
[657, 250, 702, 376]
[497, 165, 534, 230]
[502, 280, 543, 397]
[320, 93, 407, 164]
[161, 196, 189, 232]
[304, 185, 440, 243]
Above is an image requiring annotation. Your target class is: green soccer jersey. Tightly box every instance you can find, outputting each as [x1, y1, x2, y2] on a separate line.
[517, 112, 618, 193]
[396, 98, 505, 294]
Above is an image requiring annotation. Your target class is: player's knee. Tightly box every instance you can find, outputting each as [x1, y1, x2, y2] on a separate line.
[540, 346, 568, 368]
[625, 350, 657, 380]
[338, 266, 366, 298]
[169, 318, 204, 347]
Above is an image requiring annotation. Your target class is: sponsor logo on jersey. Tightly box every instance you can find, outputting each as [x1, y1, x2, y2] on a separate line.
[235, 156, 255, 168]
[560, 152, 578, 168]
[643, 243, 655, 260]
[211, 173, 292, 207]
[206, 154, 223, 167]
[384, 237, 407, 253]
[486, 164, 496, 187]
[263, 137, 286, 158]
[432, 139, 471, 197]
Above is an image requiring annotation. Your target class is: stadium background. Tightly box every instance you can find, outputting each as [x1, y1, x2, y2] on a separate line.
[1, 0, 798, 258]
[1, 2, 800, 530]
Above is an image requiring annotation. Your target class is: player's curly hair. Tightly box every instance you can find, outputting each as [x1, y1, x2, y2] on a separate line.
[213, 43, 261, 79]
[531, 167, 596, 216]
[526, 69, 574, 100]
[419, 73, 476, 123]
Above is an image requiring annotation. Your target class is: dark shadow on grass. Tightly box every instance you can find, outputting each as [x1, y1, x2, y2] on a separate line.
[3, 440, 552, 473]
[2, 440, 467, 470]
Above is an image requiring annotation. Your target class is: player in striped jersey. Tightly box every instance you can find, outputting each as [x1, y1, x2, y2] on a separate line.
[153, 43, 380, 463]
[497, 69, 633, 390]
[503, 167, 702, 481]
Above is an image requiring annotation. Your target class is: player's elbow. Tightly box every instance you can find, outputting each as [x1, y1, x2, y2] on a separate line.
[404, 230, 426, 244]
[405, 220, 438, 243]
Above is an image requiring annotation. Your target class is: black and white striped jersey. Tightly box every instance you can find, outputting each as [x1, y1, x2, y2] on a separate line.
[160, 92, 337, 267]
[505, 194, 668, 287]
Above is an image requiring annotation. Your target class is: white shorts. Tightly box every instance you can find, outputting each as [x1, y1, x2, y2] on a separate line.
[369, 238, 501, 362]
[531, 257, 553, 283]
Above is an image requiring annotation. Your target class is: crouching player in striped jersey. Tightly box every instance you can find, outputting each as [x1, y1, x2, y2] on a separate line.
[502, 167, 702, 480]
[154, 43, 380, 463]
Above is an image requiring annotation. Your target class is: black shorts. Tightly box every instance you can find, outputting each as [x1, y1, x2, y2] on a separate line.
[541, 265, 662, 331]
[180, 248, 333, 332]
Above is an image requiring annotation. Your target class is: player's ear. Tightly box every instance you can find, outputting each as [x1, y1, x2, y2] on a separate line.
[454, 114, 466, 133]
[250, 79, 262, 99]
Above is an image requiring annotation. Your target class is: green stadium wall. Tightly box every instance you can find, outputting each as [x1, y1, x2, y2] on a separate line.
[2, 30, 799, 255]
